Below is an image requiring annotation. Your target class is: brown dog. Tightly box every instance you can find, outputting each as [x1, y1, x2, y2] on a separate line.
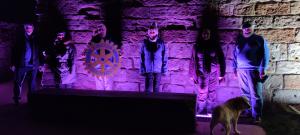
[210, 96, 251, 135]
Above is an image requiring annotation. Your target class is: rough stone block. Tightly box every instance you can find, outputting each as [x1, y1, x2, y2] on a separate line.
[141, 0, 178, 6]
[113, 82, 140, 91]
[255, 2, 290, 15]
[234, 3, 254, 16]
[296, 29, 300, 42]
[288, 43, 300, 61]
[219, 30, 240, 44]
[168, 59, 190, 71]
[273, 16, 300, 28]
[120, 57, 133, 69]
[125, 69, 143, 82]
[112, 69, 127, 82]
[255, 29, 295, 43]
[218, 17, 243, 29]
[121, 44, 141, 57]
[219, 4, 234, 16]
[72, 73, 96, 89]
[291, 1, 300, 14]
[162, 83, 186, 93]
[263, 75, 283, 101]
[169, 43, 193, 59]
[149, 5, 204, 19]
[276, 61, 300, 74]
[269, 43, 288, 61]
[132, 57, 140, 69]
[216, 87, 241, 103]
[122, 19, 195, 31]
[243, 16, 273, 28]
[122, 31, 146, 43]
[123, 7, 150, 19]
[59, 1, 79, 15]
[170, 71, 191, 85]
[70, 31, 93, 44]
[284, 75, 300, 89]
[162, 30, 198, 43]
[266, 61, 276, 74]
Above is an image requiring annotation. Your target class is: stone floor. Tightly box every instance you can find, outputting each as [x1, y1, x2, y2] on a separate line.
[1, 80, 296, 135]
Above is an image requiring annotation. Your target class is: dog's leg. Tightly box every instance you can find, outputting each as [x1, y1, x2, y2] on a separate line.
[224, 122, 231, 135]
[210, 119, 217, 135]
[233, 116, 241, 135]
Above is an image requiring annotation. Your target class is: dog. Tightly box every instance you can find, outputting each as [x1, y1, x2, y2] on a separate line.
[210, 96, 251, 135]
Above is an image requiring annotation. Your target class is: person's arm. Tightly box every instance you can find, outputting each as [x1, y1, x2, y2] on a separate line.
[161, 42, 168, 74]
[217, 45, 226, 77]
[68, 43, 76, 73]
[232, 45, 238, 76]
[140, 42, 146, 75]
[189, 45, 199, 84]
[260, 38, 270, 77]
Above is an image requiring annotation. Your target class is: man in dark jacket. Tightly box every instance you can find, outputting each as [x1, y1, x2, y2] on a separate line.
[140, 22, 168, 93]
[233, 22, 270, 124]
[10, 23, 43, 105]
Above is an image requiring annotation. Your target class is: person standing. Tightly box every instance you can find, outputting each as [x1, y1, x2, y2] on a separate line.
[46, 31, 76, 89]
[140, 22, 168, 93]
[189, 28, 226, 114]
[10, 23, 43, 105]
[89, 23, 113, 90]
[233, 22, 270, 123]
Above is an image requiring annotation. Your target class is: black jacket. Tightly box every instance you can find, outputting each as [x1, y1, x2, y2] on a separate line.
[11, 32, 43, 68]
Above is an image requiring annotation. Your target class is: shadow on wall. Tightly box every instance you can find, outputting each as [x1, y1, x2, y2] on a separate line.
[103, 0, 123, 47]
[0, 0, 37, 82]
[38, 1, 70, 50]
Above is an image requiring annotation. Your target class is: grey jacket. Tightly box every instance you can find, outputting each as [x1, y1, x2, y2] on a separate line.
[233, 34, 269, 73]
[140, 38, 168, 74]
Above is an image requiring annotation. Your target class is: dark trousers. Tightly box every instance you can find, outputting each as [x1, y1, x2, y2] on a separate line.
[237, 69, 263, 119]
[13, 67, 38, 100]
[145, 73, 161, 93]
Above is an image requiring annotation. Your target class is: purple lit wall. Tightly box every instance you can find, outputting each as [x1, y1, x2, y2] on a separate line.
[1, 0, 300, 104]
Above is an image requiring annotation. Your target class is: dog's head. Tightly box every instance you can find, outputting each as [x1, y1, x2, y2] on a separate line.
[238, 96, 251, 110]
[230, 96, 251, 110]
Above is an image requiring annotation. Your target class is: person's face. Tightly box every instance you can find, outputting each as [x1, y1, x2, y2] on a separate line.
[57, 32, 65, 40]
[24, 25, 34, 36]
[242, 26, 254, 38]
[95, 25, 107, 38]
[201, 29, 211, 40]
[147, 28, 158, 40]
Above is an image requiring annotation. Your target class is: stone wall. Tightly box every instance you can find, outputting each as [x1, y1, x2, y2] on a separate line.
[0, 21, 17, 81]
[52, 0, 300, 102]
[1, 0, 299, 103]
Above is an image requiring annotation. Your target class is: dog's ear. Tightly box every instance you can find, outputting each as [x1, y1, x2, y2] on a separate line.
[241, 97, 251, 109]
[234, 97, 251, 110]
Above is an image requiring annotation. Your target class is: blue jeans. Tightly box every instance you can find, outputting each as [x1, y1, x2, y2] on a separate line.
[237, 69, 263, 119]
[13, 67, 38, 100]
[145, 73, 161, 93]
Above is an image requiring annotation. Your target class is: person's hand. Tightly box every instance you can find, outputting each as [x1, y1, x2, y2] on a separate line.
[260, 71, 266, 79]
[190, 77, 199, 84]
[10, 65, 16, 72]
[42, 51, 47, 57]
[218, 76, 225, 83]
[38, 65, 45, 72]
